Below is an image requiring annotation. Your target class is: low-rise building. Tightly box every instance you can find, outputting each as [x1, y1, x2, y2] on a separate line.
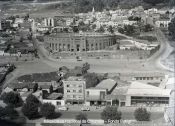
[125, 81, 171, 106]
[42, 92, 65, 106]
[119, 40, 136, 50]
[85, 88, 107, 106]
[85, 78, 118, 106]
[4, 82, 36, 93]
[155, 19, 171, 28]
[119, 72, 165, 85]
[63, 76, 86, 104]
[95, 79, 117, 94]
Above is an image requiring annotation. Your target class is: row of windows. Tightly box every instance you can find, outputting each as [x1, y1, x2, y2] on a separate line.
[67, 89, 82, 93]
[134, 77, 162, 81]
[49, 41, 114, 51]
[66, 84, 83, 88]
[47, 37, 114, 43]
[131, 96, 169, 100]
[86, 91, 106, 98]
[131, 100, 169, 105]
[67, 95, 83, 99]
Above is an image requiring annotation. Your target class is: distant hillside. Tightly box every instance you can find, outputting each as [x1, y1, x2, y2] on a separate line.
[0, 0, 172, 13]
[65, 0, 170, 13]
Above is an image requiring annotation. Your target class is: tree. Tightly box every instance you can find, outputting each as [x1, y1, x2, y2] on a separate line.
[143, 24, 153, 32]
[24, 13, 29, 21]
[33, 83, 38, 92]
[0, 107, 5, 118]
[40, 103, 55, 119]
[122, 25, 138, 36]
[108, 25, 114, 33]
[49, 85, 54, 93]
[22, 102, 39, 120]
[27, 34, 32, 41]
[83, 73, 104, 88]
[118, 27, 124, 34]
[134, 108, 150, 121]
[25, 94, 40, 107]
[97, 26, 105, 33]
[75, 112, 88, 124]
[3, 106, 19, 120]
[169, 0, 175, 6]
[72, 26, 79, 33]
[0, 106, 19, 120]
[128, 16, 141, 22]
[1, 92, 23, 107]
[78, 21, 85, 26]
[91, 24, 96, 29]
[82, 62, 90, 74]
[22, 93, 40, 120]
[168, 18, 175, 39]
[143, 0, 165, 6]
[101, 106, 122, 123]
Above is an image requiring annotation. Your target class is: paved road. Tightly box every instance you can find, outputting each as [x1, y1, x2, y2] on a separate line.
[59, 111, 163, 120]
[147, 28, 174, 72]
[3, 29, 172, 89]
[33, 36, 168, 74]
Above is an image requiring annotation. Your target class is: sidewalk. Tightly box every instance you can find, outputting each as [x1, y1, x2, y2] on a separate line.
[65, 105, 105, 112]
[64, 104, 164, 112]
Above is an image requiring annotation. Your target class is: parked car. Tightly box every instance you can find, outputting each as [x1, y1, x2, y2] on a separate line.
[81, 106, 90, 111]
[56, 56, 62, 59]
[76, 56, 82, 61]
[96, 56, 102, 59]
[58, 106, 68, 111]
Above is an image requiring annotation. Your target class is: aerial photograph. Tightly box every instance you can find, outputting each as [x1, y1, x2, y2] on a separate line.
[0, 0, 174, 126]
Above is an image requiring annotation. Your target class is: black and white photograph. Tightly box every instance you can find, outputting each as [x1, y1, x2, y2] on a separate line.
[0, 0, 174, 126]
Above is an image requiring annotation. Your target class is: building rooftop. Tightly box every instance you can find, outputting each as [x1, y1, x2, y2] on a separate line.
[17, 72, 61, 83]
[105, 86, 129, 101]
[47, 93, 63, 100]
[20, 91, 33, 98]
[46, 32, 114, 38]
[126, 81, 171, 97]
[119, 40, 135, 46]
[39, 84, 51, 89]
[7, 82, 36, 89]
[119, 72, 165, 78]
[65, 76, 85, 81]
[96, 79, 117, 92]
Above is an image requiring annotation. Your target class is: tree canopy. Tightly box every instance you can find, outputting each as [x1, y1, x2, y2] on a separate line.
[0, 106, 19, 120]
[40, 103, 55, 119]
[25, 94, 40, 106]
[168, 18, 175, 40]
[83, 73, 104, 88]
[134, 108, 150, 121]
[143, 0, 165, 6]
[169, 0, 175, 6]
[101, 106, 122, 123]
[108, 25, 114, 33]
[82, 62, 90, 74]
[33, 83, 38, 92]
[96, 26, 105, 33]
[1, 92, 23, 108]
[22, 102, 40, 120]
[22, 94, 40, 119]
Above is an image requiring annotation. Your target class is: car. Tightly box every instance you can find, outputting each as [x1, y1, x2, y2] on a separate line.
[56, 56, 62, 59]
[76, 56, 82, 61]
[96, 56, 102, 59]
[81, 107, 90, 111]
[58, 106, 68, 111]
